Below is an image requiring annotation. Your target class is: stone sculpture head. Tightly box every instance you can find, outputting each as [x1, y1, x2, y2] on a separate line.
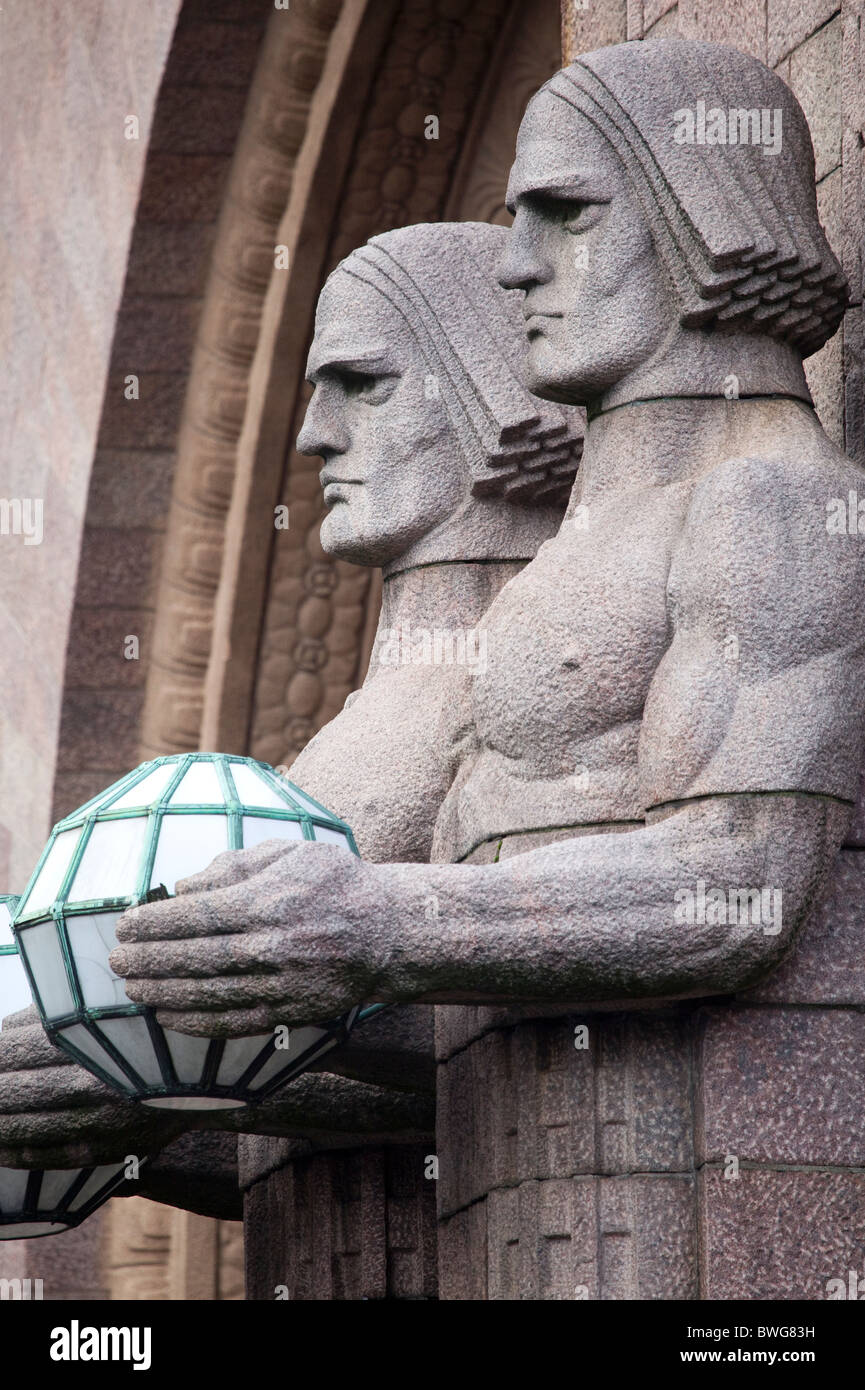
[297, 222, 583, 573]
[500, 38, 848, 410]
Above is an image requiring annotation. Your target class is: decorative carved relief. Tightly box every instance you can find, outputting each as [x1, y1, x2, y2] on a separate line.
[244, 1146, 437, 1300]
[445, 0, 563, 224]
[104, 1197, 174, 1302]
[139, 0, 346, 759]
[248, 0, 551, 767]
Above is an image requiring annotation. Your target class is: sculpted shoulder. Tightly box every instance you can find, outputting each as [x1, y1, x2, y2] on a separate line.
[643, 434, 865, 810]
[674, 441, 865, 651]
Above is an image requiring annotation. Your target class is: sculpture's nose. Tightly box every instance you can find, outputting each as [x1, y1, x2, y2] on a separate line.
[297, 382, 350, 458]
[497, 208, 551, 293]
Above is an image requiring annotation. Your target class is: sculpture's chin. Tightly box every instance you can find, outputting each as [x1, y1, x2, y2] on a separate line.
[524, 339, 629, 408]
[521, 338, 590, 406]
[523, 361, 591, 408]
[320, 511, 391, 567]
[319, 510, 358, 560]
[525, 376, 586, 406]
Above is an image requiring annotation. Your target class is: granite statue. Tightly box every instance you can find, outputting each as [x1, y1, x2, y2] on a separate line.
[111, 42, 865, 1042]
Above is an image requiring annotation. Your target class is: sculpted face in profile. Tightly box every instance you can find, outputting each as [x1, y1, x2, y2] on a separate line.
[300, 277, 464, 570]
[111, 41, 865, 1042]
[299, 222, 577, 568]
[291, 222, 581, 864]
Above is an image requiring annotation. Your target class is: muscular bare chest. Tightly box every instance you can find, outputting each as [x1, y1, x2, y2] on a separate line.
[474, 487, 686, 774]
[433, 485, 691, 861]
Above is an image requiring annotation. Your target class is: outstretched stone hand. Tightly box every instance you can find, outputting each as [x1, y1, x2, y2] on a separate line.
[111, 838, 392, 1036]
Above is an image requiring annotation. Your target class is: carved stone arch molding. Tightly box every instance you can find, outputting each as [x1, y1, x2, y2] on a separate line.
[140, 0, 564, 766]
[67, 0, 562, 1304]
[139, 0, 362, 759]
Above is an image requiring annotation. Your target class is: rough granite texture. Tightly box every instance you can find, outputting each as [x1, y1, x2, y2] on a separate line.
[698, 1007, 865, 1166]
[244, 1145, 437, 1301]
[19, 28, 862, 1300]
[427, 39, 865, 1298]
[107, 41, 865, 1299]
[700, 1168, 865, 1300]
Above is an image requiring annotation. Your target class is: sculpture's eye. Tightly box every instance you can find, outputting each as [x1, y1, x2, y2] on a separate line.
[341, 370, 377, 395]
[555, 200, 605, 235]
[338, 370, 398, 404]
[532, 194, 606, 236]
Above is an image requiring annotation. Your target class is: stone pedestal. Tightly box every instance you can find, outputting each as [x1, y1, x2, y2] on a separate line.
[435, 848, 865, 1299]
[435, 1007, 698, 1299]
[243, 1140, 437, 1300]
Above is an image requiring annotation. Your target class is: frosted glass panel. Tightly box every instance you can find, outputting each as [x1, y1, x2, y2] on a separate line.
[248, 1026, 332, 1089]
[20, 830, 79, 915]
[68, 817, 149, 904]
[0, 1220, 66, 1237]
[242, 816, 304, 850]
[165, 1028, 211, 1085]
[0, 1169, 29, 1211]
[66, 912, 128, 1009]
[98, 1017, 164, 1087]
[17, 923, 75, 1018]
[59, 1025, 135, 1092]
[310, 825, 350, 848]
[169, 762, 225, 806]
[277, 784, 329, 817]
[0, 952, 33, 1025]
[230, 764, 289, 810]
[215, 1034, 269, 1086]
[110, 764, 176, 809]
[37, 1170, 75, 1211]
[66, 1164, 124, 1213]
[0, 902, 15, 947]
[149, 815, 229, 894]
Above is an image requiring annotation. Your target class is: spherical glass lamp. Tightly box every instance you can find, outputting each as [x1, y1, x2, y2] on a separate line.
[0, 901, 136, 1239]
[0, 896, 32, 1021]
[0, 1160, 133, 1241]
[11, 754, 364, 1111]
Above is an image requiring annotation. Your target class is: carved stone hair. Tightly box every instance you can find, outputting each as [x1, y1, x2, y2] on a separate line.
[544, 39, 848, 357]
[332, 222, 582, 506]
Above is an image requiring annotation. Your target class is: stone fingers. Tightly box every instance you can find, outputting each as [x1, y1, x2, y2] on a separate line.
[111, 931, 274, 980]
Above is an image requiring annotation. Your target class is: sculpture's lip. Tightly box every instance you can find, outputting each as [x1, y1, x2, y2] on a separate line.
[524, 311, 563, 335]
[320, 474, 363, 488]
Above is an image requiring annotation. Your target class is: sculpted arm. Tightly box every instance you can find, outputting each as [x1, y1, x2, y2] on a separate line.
[390, 455, 865, 1004]
[112, 457, 865, 1022]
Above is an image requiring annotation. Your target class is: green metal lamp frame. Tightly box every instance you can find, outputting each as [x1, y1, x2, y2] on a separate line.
[0, 893, 20, 970]
[0, 898, 143, 1240]
[0, 1162, 142, 1241]
[11, 754, 365, 1108]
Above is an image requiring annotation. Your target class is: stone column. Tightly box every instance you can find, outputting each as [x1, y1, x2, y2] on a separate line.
[242, 1138, 437, 1300]
[436, 1008, 699, 1299]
